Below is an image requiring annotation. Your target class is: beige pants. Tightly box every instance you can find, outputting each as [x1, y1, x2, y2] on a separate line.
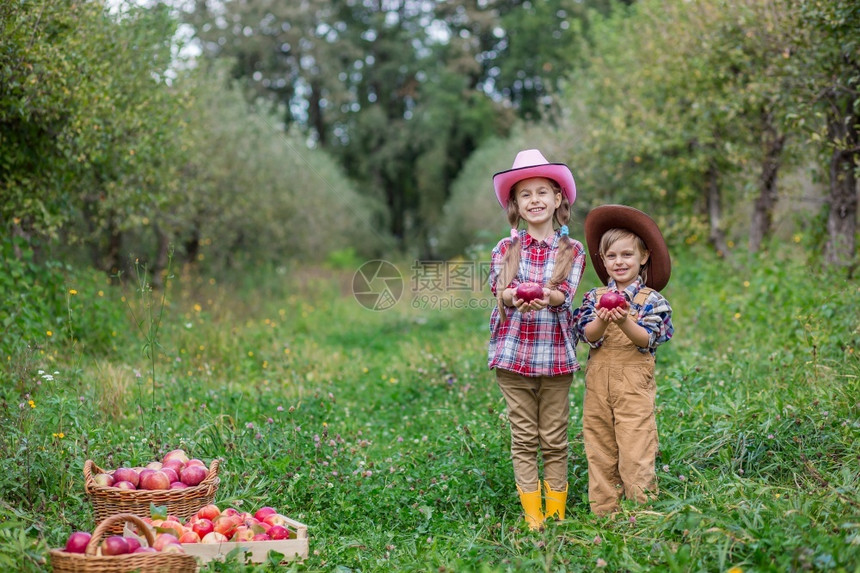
[583, 321, 658, 515]
[496, 369, 573, 492]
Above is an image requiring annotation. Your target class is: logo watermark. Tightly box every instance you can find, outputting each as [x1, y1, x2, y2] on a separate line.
[352, 260, 404, 310]
[353, 259, 493, 311]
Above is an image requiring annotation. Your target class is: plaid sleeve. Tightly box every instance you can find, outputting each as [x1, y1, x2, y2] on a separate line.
[548, 239, 585, 313]
[488, 238, 512, 297]
[572, 288, 603, 347]
[636, 291, 674, 351]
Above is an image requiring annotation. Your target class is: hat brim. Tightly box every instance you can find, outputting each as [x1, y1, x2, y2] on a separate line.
[493, 164, 576, 208]
[584, 205, 671, 291]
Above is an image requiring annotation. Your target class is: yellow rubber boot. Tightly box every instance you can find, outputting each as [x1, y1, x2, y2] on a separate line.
[543, 480, 568, 521]
[517, 484, 544, 530]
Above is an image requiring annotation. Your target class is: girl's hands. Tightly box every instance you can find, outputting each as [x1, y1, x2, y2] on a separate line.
[512, 288, 550, 313]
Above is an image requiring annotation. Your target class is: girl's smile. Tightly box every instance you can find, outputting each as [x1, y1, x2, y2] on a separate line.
[513, 177, 561, 231]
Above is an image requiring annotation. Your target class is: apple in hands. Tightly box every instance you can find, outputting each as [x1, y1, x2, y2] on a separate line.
[597, 290, 628, 311]
[515, 282, 544, 303]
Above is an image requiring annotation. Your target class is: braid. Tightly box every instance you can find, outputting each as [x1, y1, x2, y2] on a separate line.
[495, 200, 522, 323]
[548, 197, 573, 289]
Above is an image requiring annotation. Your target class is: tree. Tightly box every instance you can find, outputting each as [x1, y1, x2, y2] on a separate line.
[784, 0, 859, 271]
[1, 0, 193, 280]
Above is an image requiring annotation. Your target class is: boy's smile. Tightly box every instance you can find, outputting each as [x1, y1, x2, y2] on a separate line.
[601, 236, 649, 290]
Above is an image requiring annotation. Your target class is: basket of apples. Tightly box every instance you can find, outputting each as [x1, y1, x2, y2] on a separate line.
[127, 503, 309, 564]
[50, 513, 197, 573]
[84, 449, 219, 533]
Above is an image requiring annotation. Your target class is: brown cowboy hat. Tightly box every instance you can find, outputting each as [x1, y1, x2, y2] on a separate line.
[584, 204, 671, 291]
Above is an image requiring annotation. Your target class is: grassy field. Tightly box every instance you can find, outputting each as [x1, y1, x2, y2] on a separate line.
[1, 244, 859, 572]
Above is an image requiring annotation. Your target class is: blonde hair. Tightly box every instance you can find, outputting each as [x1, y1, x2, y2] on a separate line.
[495, 180, 577, 322]
[599, 228, 650, 285]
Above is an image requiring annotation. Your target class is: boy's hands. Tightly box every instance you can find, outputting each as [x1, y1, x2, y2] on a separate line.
[594, 305, 628, 325]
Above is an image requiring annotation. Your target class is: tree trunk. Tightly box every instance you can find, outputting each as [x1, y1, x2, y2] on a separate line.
[825, 146, 858, 270]
[105, 216, 123, 283]
[151, 225, 171, 289]
[706, 160, 731, 258]
[749, 111, 785, 253]
[823, 105, 858, 271]
[309, 79, 326, 148]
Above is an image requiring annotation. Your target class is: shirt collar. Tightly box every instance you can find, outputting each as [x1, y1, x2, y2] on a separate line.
[607, 277, 644, 299]
[523, 230, 559, 249]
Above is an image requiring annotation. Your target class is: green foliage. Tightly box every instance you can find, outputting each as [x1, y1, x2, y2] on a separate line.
[0, 238, 66, 361]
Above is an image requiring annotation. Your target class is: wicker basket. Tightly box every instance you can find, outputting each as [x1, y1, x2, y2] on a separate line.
[84, 459, 220, 533]
[50, 513, 198, 573]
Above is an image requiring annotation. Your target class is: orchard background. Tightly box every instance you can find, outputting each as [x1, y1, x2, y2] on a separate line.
[1, 0, 859, 571]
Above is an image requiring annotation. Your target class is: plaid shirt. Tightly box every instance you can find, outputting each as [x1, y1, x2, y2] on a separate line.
[572, 277, 674, 356]
[488, 230, 586, 376]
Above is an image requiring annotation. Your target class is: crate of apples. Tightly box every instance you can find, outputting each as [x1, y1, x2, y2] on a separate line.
[128, 503, 308, 564]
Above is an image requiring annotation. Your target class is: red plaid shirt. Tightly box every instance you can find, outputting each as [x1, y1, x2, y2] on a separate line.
[488, 230, 586, 376]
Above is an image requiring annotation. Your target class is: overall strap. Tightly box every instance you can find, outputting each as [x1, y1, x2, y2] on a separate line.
[632, 287, 655, 307]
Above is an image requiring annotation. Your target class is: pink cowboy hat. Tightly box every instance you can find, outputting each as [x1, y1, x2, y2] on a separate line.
[492, 149, 577, 208]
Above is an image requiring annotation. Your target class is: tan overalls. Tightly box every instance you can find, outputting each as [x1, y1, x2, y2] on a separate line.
[582, 287, 658, 515]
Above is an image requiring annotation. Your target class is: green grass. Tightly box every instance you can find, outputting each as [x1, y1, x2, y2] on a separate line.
[1, 245, 858, 572]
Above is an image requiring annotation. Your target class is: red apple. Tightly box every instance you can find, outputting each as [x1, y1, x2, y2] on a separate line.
[196, 505, 221, 521]
[162, 458, 185, 474]
[213, 515, 241, 539]
[112, 468, 139, 487]
[145, 461, 163, 470]
[201, 531, 228, 544]
[179, 465, 208, 486]
[253, 507, 277, 521]
[101, 535, 129, 556]
[178, 531, 201, 544]
[162, 449, 190, 465]
[125, 537, 141, 553]
[133, 546, 157, 553]
[231, 526, 255, 542]
[152, 533, 179, 552]
[158, 520, 183, 539]
[113, 480, 137, 490]
[140, 470, 170, 490]
[185, 458, 205, 468]
[221, 507, 240, 518]
[92, 473, 114, 487]
[169, 482, 188, 490]
[515, 282, 544, 303]
[64, 531, 91, 554]
[263, 514, 289, 527]
[161, 542, 185, 554]
[267, 525, 290, 540]
[243, 517, 261, 528]
[597, 290, 628, 310]
[252, 533, 270, 541]
[191, 518, 215, 538]
[161, 467, 179, 483]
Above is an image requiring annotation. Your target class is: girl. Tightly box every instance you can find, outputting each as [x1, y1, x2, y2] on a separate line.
[573, 204, 674, 515]
[488, 149, 586, 530]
